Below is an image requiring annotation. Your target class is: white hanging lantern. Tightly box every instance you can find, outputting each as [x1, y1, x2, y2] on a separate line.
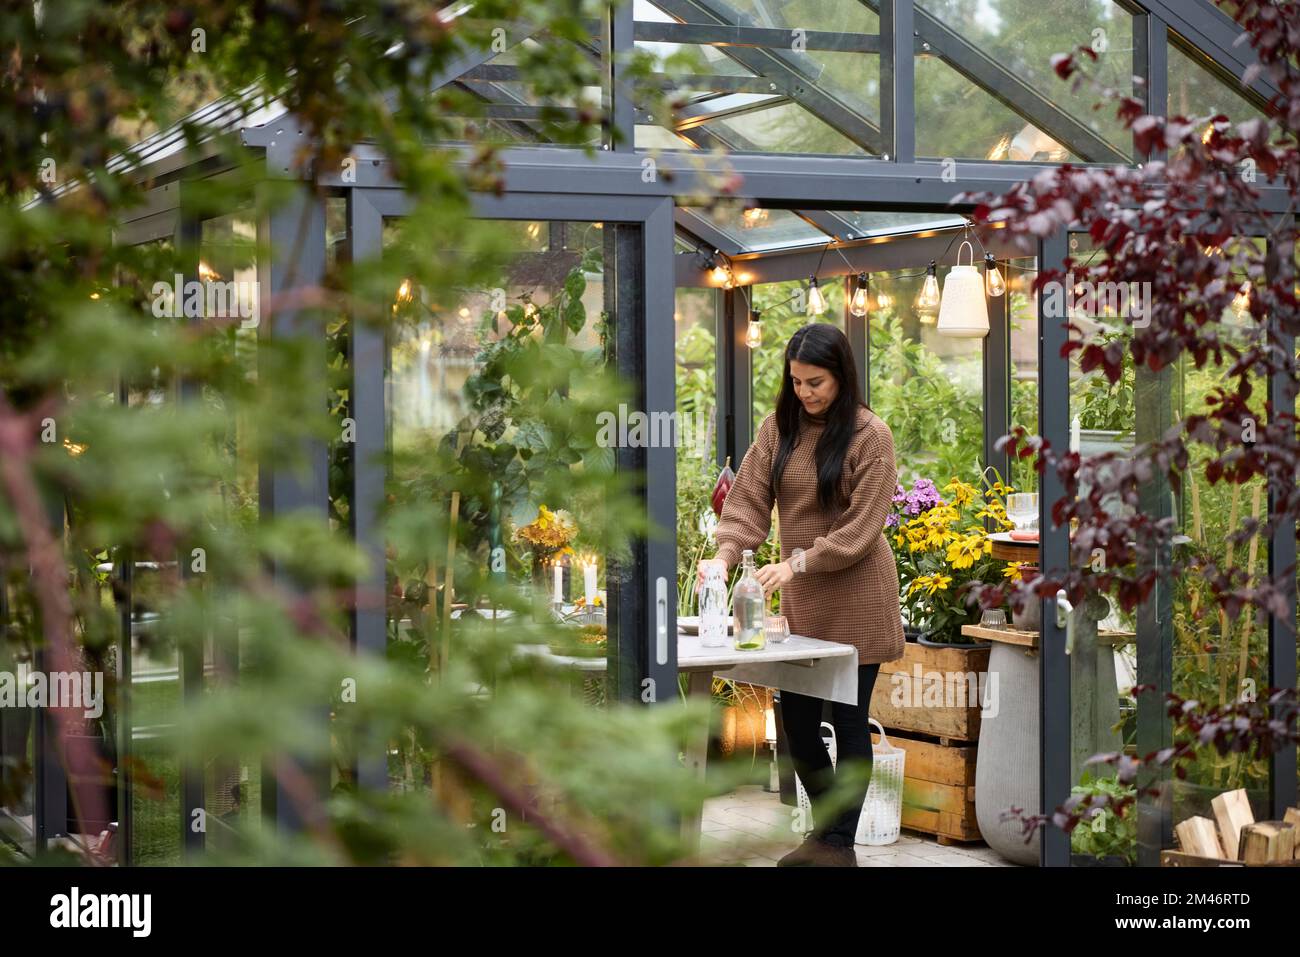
[936, 241, 990, 338]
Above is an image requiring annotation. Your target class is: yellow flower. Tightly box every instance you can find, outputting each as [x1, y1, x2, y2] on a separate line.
[907, 573, 952, 598]
[985, 480, 1014, 499]
[976, 499, 1012, 530]
[944, 478, 978, 507]
[514, 504, 579, 553]
[1003, 562, 1026, 580]
[945, 532, 988, 570]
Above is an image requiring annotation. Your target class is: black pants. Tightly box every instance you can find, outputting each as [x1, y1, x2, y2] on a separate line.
[780, 663, 880, 847]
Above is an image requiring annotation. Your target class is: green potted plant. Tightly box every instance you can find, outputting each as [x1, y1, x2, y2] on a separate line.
[890, 473, 1013, 645]
[1069, 773, 1137, 866]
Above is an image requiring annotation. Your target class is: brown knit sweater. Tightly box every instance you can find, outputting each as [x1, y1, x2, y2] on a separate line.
[714, 404, 905, 665]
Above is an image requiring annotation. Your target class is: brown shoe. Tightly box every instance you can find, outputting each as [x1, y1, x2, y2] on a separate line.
[777, 835, 857, 867]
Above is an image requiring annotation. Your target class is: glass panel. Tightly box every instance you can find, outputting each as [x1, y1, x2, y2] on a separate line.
[1167, 39, 1265, 129]
[700, 100, 871, 156]
[914, 0, 1132, 162]
[867, 267, 984, 483]
[1006, 257, 1039, 495]
[675, 287, 719, 617]
[750, 278, 846, 433]
[840, 211, 967, 239]
[125, 299, 184, 866]
[383, 219, 619, 813]
[442, 40, 603, 147]
[1065, 234, 1271, 867]
[916, 53, 1078, 162]
[634, 0, 881, 156]
[196, 211, 262, 856]
[680, 208, 831, 252]
[635, 124, 700, 149]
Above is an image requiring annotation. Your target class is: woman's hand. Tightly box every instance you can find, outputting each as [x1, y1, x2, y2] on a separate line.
[755, 560, 794, 596]
[697, 558, 727, 589]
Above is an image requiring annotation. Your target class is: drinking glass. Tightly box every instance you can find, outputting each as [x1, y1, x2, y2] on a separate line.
[980, 608, 1007, 630]
[1005, 492, 1039, 531]
[765, 615, 790, 644]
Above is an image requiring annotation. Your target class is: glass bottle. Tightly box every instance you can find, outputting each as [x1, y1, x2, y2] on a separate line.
[698, 562, 728, 648]
[732, 550, 766, 651]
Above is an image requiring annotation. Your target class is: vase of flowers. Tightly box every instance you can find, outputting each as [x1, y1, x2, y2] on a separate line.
[513, 504, 578, 621]
[888, 474, 1014, 644]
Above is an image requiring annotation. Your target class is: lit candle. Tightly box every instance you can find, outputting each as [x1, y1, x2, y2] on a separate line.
[553, 559, 564, 604]
[584, 558, 597, 607]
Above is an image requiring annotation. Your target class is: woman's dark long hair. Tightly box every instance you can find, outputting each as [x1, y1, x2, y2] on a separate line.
[771, 323, 867, 511]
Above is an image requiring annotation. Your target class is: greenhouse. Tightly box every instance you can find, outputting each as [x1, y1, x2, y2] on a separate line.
[1, 0, 1297, 876]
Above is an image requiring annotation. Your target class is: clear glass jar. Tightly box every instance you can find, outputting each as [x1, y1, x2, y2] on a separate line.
[698, 563, 729, 648]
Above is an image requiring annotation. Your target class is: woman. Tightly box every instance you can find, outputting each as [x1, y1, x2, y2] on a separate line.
[700, 322, 904, 867]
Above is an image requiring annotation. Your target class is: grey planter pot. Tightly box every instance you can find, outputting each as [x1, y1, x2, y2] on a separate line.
[975, 640, 1040, 866]
[1011, 596, 1040, 632]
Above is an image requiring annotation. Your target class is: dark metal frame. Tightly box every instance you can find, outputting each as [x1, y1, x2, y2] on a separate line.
[346, 188, 678, 708]
[21, 0, 1284, 867]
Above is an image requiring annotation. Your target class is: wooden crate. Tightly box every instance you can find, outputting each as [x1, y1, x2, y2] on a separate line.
[870, 640, 991, 742]
[873, 727, 982, 845]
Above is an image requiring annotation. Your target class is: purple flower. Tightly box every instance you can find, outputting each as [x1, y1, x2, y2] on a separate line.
[901, 478, 943, 517]
[885, 513, 899, 528]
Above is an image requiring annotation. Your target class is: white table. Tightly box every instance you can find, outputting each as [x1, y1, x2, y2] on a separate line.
[524, 630, 858, 850]
[526, 632, 858, 699]
[676, 632, 856, 849]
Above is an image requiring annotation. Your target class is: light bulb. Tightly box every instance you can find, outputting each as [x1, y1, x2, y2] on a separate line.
[984, 254, 1006, 297]
[806, 277, 827, 316]
[745, 312, 763, 348]
[710, 264, 730, 286]
[849, 273, 870, 317]
[876, 291, 892, 311]
[916, 261, 941, 313]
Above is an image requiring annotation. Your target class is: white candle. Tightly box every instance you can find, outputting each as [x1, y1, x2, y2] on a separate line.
[584, 560, 597, 606]
[553, 560, 564, 603]
[1070, 414, 1081, 454]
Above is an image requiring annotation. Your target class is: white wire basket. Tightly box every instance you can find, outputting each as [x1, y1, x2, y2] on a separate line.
[793, 718, 907, 846]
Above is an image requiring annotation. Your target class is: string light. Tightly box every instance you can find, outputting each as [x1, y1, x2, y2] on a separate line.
[704, 249, 735, 288]
[849, 272, 871, 317]
[745, 309, 763, 348]
[806, 242, 832, 316]
[806, 277, 827, 316]
[984, 253, 1006, 297]
[916, 260, 941, 318]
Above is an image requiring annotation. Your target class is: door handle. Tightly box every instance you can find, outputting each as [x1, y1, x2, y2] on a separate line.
[1056, 589, 1075, 654]
[656, 576, 669, 666]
